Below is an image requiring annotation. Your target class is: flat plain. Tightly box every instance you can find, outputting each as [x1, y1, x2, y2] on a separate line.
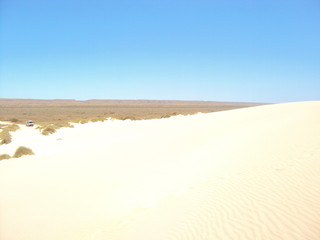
[0, 99, 262, 124]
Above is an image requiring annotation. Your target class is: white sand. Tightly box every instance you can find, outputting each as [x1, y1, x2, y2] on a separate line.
[1, 101, 320, 240]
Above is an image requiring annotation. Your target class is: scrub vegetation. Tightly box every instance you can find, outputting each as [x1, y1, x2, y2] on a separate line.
[0, 124, 20, 145]
[0, 154, 11, 160]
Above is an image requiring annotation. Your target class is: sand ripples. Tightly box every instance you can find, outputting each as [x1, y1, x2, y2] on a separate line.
[1, 102, 320, 240]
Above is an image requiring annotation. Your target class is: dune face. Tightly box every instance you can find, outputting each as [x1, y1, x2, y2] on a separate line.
[0, 101, 320, 240]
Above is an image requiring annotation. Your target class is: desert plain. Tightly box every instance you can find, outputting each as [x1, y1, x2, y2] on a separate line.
[0, 100, 320, 240]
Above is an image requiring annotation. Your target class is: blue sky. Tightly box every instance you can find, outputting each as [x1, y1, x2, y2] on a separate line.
[0, 0, 319, 103]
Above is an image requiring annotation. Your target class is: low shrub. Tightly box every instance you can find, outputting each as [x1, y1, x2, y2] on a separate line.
[13, 146, 34, 158]
[0, 154, 11, 160]
[121, 116, 137, 120]
[9, 118, 19, 122]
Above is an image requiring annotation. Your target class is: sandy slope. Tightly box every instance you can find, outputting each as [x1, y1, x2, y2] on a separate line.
[0, 101, 320, 240]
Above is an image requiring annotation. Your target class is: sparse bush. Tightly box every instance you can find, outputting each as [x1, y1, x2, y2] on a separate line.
[38, 122, 74, 135]
[0, 130, 12, 145]
[13, 146, 34, 158]
[0, 124, 21, 145]
[0, 154, 11, 160]
[90, 118, 104, 122]
[55, 122, 74, 128]
[80, 120, 88, 124]
[5, 124, 20, 132]
[41, 126, 56, 135]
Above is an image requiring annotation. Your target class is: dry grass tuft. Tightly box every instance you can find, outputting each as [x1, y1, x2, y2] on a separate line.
[37, 122, 74, 135]
[0, 129, 12, 145]
[0, 154, 11, 160]
[13, 146, 34, 158]
[55, 122, 74, 128]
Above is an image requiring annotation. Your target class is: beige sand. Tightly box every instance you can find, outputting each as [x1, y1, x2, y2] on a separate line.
[1, 101, 320, 240]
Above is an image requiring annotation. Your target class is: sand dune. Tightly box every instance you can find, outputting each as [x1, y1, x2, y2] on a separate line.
[1, 101, 320, 240]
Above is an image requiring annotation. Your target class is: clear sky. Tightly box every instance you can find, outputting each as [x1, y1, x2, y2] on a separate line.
[0, 0, 319, 103]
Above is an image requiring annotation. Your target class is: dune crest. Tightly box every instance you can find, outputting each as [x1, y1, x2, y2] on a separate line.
[1, 101, 320, 240]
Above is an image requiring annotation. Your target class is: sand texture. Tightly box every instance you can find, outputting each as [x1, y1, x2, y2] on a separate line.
[1, 101, 320, 240]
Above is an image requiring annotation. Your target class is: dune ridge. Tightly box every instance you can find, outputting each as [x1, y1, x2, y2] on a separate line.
[1, 101, 320, 240]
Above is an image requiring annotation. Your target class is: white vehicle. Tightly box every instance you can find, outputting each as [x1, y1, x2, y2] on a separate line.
[26, 120, 34, 127]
